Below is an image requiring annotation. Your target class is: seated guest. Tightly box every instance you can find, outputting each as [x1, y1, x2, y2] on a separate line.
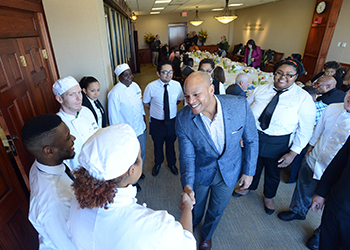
[23, 114, 77, 250]
[243, 39, 261, 68]
[212, 66, 226, 85]
[215, 36, 228, 57]
[79, 76, 107, 128]
[180, 43, 186, 54]
[278, 91, 350, 249]
[189, 42, 199, 52]
[307, 61, 343, 89]
[53, 76, 98, 170]
[169, 47, 176, 62]
[182, 57, 194, 77]
[172, 49, 182, 78]
[314, 76, 345, 106]
[68, 124, 196, 250]
[233, 59, 316, 216]
[226, 73, 250, 97]
[198, 58, 225, 95]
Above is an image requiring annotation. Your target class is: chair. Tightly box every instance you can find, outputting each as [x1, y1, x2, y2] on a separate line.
[264, 51, 284, 72]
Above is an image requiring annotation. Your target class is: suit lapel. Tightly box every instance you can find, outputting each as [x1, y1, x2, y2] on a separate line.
[192, 112, 220, 155]
[218, 96, 231, 153]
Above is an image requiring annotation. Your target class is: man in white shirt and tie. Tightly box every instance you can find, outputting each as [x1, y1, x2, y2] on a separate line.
[143, 60, 184, 177]
[53, 76, 98, 170]
[22, 114, 77, 250]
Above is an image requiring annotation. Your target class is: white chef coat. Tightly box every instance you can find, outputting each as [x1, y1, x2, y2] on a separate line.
[143, 79, 184, 120]
[247, 82, 316, 154]
[306, 103, 350, 180]
[29, 160, 76, 250]
[107, 81, 146, 136]
[57, 106, 98, 170]
[68, 185, 196, 250]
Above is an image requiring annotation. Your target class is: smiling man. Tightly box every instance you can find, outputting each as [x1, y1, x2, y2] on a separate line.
[175, 71, 258, 250]
[22, 114, 77, 250]
[108, 63, 147, 190]
[143, 60, 184, 177]
[53, 76, 98, 170]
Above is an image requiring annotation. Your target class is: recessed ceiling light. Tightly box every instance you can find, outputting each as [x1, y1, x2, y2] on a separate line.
[228, 3, 243, 7]
[212, 8, 224, 11]
[155, 0, 171, 3]
[150, 11, 160, 14]
[152, 7, 164, 10]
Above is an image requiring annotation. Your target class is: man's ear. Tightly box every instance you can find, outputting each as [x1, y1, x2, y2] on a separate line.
[82, 88, 87, 94]
[43, 146, 54, 157]
[209, 83, 215, 94]
[127, 165, 135, 176]
[55, 95, 64, 104]
[156, 71, 161, 78]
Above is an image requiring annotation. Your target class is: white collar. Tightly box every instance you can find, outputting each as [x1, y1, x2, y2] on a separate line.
[108, 185, 137, 207]
[35, 160, 65, 175]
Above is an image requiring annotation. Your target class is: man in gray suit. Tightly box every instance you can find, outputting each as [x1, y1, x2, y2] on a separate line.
[176, 72, 259, 250]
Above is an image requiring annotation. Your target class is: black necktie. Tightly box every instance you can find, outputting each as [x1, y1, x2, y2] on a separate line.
[258, 88, 288, 130]
[94, 100, 104, 114]
[64, 163, 75, 180]
[163, 84, 170, 124]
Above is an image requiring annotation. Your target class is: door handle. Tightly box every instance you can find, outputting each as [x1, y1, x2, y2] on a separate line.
[6, 135, 18, 156]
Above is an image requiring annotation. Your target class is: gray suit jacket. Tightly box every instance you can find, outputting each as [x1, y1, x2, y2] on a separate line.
[175, 95, 258, 188]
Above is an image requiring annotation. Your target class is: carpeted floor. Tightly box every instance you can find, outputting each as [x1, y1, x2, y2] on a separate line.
[133, 63, 322, 250]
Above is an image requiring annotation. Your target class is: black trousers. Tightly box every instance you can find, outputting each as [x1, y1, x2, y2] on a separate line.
[249, 131, 290, 198]
[150, 117, 177, 166]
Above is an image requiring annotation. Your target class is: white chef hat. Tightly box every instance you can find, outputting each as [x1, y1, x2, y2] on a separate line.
[52, 76, 79, 96]
[114, 63, 130, 76]
[78, 124, 140, 181]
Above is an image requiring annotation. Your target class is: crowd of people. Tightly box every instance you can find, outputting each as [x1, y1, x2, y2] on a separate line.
[23, 37, 350, 250]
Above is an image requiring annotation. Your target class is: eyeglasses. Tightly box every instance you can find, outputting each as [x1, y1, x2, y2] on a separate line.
[199, 69, 213, 73]
[275, 71, 297, 79]
[161, 70, 174, 75]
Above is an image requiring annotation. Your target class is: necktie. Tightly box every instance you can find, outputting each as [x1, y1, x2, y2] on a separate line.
[163, 84, 170, 124]
[258, 88, 288, 130]
[64, 163, 75, 180]
[94, 100, 104, 114]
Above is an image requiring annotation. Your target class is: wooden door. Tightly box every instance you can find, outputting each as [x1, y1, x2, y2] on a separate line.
[168, 22, 187, 49]
[0, 137, 38, 249]
[0, 39, 37, 189]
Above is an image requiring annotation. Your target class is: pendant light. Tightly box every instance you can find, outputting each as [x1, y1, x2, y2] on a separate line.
[131, 12, 137, 20]
[215, 0, 238, 24]
[190, 6, 204, 26]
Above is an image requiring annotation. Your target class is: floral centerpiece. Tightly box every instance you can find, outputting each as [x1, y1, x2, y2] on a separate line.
[198, 29, 208, 45]
[144, 32, 156, 46]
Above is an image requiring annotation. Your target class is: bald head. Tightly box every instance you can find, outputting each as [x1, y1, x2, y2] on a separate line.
[236, 73, 250, 91]
[314, 76, 336, 94]
[183, 71, 216, 118]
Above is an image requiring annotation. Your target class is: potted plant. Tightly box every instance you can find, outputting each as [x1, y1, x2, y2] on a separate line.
[198, 29, 208, 46]
[144, 32, 156, 48]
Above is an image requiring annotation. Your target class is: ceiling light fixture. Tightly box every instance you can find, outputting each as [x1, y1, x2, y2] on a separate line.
[150, 11, 160, 14]
[152, 7, 165, 10]
[131, 12, 137, 20]
[228, 3, 243, 7]
[212, 8, 224, 11]
[215, 0, 238, 24]
[189, 6, 204, 26]
[155, 0, 171, 3]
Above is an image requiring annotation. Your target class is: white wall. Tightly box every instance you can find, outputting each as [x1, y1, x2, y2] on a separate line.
[326, 0, 350, 63]
[233, 0, 315, 57]
[42, 0, 113, 107]
[134, 11, 235, 49]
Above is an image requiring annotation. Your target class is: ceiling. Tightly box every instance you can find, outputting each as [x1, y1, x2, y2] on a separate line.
[125, 0, 280, 16]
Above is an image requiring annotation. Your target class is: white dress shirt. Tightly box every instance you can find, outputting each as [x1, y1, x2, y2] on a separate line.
[86, 96, 102, 129]
[143, 79, 184, 120]
[306, 103, 350, 180]
[29, 160, 76, 250]
[200, 96, 225, 154]
[247, 82, 316, 154]
[108, 81, 146, 136]
[57, 106, 98, 170]
[68, 185, 196, 250]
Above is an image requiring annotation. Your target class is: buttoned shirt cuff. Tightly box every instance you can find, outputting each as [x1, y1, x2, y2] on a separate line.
[308, 138, 317, 147]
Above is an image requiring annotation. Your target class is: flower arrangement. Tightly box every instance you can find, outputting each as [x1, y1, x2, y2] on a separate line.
[198, 29, 208, 42]
[144, 32, 156, 44]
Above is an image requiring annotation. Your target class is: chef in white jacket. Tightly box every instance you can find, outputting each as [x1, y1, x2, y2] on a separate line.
[68, 124, 196, 250]
[53, 76, 98, 170]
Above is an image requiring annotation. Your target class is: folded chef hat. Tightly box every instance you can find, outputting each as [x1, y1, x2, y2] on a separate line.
[78, 124, 140, 181]
[52, 76, 79, 96]
[114, 63, 130, 76]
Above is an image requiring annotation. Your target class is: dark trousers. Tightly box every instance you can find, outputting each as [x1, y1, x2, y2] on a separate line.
[289, 158, 319, 216]
[288, 146, 308, 183]
[320, 205, 350, 250]
[249, 131, 290, 198]
[193, 170, 234, 240]
[150, 117, 177, 166]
